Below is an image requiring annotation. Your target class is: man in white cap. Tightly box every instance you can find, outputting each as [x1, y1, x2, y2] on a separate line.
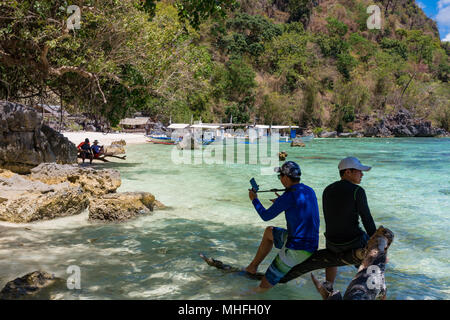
[321, 156, 377, 287]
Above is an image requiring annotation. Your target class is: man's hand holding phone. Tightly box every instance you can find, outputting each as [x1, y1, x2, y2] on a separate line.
[249, 189, 258, 201]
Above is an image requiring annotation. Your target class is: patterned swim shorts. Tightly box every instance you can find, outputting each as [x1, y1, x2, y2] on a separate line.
[265, 227, 313, 286]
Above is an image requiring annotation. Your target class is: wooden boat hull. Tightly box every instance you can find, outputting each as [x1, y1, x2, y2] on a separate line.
[145, 135, 176, 145]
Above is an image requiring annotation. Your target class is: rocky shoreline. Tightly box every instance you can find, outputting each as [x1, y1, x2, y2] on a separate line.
[315, 109, 448, 139]
[0, 101, 164, 224]
[0, 163, 164, 223]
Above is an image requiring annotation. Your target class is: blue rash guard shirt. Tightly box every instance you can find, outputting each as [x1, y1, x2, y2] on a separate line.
[252, 183, 320, 253]
[91, 145, 101, 154]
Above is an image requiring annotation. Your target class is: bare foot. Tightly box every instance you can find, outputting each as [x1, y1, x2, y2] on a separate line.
[245, 265, 257, 275]
[311, 273, 331, 300]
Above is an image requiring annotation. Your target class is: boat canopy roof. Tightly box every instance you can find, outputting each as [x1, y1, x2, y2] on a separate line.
[168, 123, 190, 129]
[271, 125, 299, 129]
[254, 125, 299, 129]
[190, 124, 220, 129]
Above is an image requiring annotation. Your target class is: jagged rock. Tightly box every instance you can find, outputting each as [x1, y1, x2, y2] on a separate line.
[153, 200, 166, 210]
[0, 168, 15, 179]
[391, 125, 413, 137]
[363, 119, 393, 137]
[0, 189, 89, 223]
[0, 271, 60, 300]
[0, 162, 163, 223]
[0, 101, 78, 173]
[362, 109, 448, 137]
[28, 163, 121, 196]
[278, 151, 288, 161]
[290, 138, 306, 147]
[319, 131, 337, 138]
[89, 192, 157, 222]
[103, 144, 126, 156]
[0, 174, 89, 223]
[110, 140, 126, 146]
[85, 124, 96, 132]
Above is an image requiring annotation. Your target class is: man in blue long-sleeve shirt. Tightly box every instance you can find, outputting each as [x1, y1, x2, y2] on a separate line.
[245, 161, 320, 292]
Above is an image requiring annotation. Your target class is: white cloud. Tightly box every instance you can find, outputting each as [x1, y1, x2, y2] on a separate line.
[443, 33, 450, 42]
[438, 0, 450, 9]
[417, 1, 426, 9]
[436, 3, 450, 27]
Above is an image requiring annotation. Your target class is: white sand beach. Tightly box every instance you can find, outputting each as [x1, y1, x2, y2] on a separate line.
[62, 131, 148, 146]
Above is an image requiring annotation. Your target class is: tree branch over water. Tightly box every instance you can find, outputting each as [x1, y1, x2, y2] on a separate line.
[0, 0, 235, 123]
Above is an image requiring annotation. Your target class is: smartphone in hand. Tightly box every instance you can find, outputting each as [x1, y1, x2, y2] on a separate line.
[250, 178, 259, 192]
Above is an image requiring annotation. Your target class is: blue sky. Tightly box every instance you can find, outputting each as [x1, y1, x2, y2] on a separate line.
[416, 0, 450, 41]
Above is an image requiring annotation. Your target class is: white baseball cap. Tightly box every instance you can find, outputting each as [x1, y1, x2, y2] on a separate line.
[338, 157, 372, 171]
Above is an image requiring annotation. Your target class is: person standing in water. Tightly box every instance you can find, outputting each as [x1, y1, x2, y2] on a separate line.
[321, 157, 377, 287]
[246, 161, 320, 293]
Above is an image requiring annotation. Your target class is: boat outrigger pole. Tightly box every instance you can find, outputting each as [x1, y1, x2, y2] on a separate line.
[256, 188, 286, 193]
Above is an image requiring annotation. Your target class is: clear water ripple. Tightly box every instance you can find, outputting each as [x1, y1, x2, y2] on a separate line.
[0, 137, 448, 300]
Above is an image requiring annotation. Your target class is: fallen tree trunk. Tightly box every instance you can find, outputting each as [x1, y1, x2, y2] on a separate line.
[311, 226, 394, 300]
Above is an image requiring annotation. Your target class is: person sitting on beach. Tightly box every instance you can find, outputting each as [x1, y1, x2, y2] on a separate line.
[77, 138, 94, 164]
[321, 156, 377, 288]
[91, 140, 104, 159]
[246, 161, 320, 293]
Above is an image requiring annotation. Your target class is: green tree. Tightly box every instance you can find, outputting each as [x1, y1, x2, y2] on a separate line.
[224, 57, 256, 101]
[217, 13, 282, 58]
[141, 0, 236, 29]
[380, 38, 408, 60]
[288, 0, 313, 26]
[316, 18, 349, 58]
[326, 17, 348, 37]
[337, 53, 358, 81]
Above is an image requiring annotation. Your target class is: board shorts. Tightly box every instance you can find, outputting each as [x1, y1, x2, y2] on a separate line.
[265, 227, 313, 286]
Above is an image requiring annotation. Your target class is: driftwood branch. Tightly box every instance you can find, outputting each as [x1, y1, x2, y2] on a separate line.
[98, 155, 126, 161]
[311, 226, 394, 300]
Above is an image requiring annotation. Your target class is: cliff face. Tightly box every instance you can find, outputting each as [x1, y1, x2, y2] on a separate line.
[373, 0, 440, 38]
[0, 101, 78, 174]
[261, 0, 439, 39]
[226, 0, 449, 132]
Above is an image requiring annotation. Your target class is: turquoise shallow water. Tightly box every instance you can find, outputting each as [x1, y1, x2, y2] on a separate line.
[0, 137, 449, 299]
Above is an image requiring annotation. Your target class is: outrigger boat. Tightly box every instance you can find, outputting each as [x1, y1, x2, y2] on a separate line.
[145, 135, 178, 145]
[145, 122, 313, 145]
[145, 123, 190, 145]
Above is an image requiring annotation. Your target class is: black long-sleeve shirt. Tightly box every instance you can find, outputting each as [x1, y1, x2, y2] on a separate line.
[322, 180, 376, 244]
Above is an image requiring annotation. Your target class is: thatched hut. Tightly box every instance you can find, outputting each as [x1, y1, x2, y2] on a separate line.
[119, 117, 150, 133]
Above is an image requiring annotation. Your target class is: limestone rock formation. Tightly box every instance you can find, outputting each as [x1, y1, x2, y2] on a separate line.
[290, 138, 306, 147]
[361, 109, 448, 137]
[28, 163, 121, 196]
[319, 131, 338, 138]
[338, 132, 362, 138]
[278, 151, 288, 161]
[0, 271, 61, 300]
[0, 162, 162, 223]
[103, 144, 126, 156]
[0, 168, 15, 179]
[0, 101, 78, 174]
[89, 192, 156, 222]
[110, 139, 126, 146]
[0, 174, 89, 223]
